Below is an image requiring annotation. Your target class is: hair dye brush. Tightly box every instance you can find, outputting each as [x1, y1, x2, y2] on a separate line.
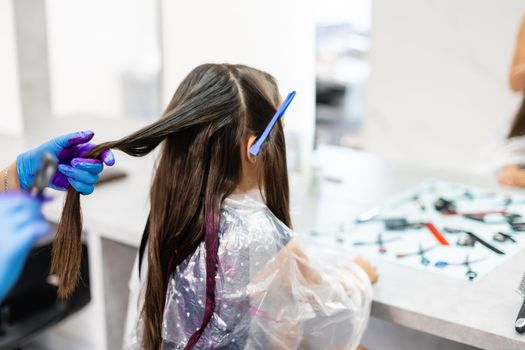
[517, 273, 525, 333]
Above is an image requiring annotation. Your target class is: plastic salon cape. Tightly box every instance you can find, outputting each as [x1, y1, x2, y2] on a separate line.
[123, 190, 372, 349]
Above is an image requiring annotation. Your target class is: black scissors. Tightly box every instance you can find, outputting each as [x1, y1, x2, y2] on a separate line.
[444, 227, 505, 255]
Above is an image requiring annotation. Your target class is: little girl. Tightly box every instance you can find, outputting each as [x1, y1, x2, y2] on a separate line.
[52, 64, 376, 349]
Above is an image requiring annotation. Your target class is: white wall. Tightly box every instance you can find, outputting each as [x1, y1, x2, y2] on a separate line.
[313, 0, 371, 31]
[364, 0, 525, 172]
[46, 0, 160, 119]
[0, 0, 23, 135]
[161, 0, 316, 170]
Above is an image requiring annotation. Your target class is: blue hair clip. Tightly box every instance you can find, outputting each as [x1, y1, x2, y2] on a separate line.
[249, 91, 296, 156]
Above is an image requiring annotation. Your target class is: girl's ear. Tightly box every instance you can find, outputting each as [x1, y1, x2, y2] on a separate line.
[246, 135, 258, 163]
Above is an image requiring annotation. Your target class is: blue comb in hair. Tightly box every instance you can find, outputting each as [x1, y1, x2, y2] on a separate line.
[249, 91, 296, 156]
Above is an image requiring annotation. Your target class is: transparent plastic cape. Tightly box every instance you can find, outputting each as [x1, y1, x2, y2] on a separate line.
[123, 190, 372, 350]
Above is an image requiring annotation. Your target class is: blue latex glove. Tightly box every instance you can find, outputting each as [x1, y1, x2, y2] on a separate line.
[16, 131, 115, 195]
[0, 193, 50, 302]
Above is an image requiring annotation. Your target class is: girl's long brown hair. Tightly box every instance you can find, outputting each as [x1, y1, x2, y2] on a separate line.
[508, 93, 525, 138]
[51, 64, 291, 349]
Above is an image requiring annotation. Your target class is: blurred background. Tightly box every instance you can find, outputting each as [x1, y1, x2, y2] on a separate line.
[2, 0, 523, 173]
[1, 0, 525, 349]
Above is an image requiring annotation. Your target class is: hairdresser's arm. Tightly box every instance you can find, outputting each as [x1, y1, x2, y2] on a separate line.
[499, 164, 525, 187]
[0, 193, 50, 302]
[2, 162, 20, 191]
[510, 14, 525, 92]
[7, 131, 115, 195]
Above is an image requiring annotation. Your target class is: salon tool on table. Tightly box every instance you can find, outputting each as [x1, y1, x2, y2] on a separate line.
[502, 197, 525, 207]
[438, 188, 525, 209]
[27, 153, 58, 198]
[456, 234, 477, 247]
[454, 190, 496, 202]
[455, 193, 525, 208]
[493, 232, 517, 243]
[434, 197, 518, 217]
[463, 212, 521, 224]
[413, 195, 426, 211]
[434, 197, 457, 214]
[444, 228, 505, 255]
[424, 222, 449, 245]
[353, 233, 400, 254]
[383, 218, 423, 230]
[510, 221, 525, 232]
[384, 218, 449, 246]
[249, 91, 296, 156]
[355, 208, 380, 223]
[394, 194, 426, 211]
[396, 244, 436, 266]
[346, 180, 525, 281]
[434, 197, 522, 225]
[517, 274, 525, 333]
[434, 255, 485, 281]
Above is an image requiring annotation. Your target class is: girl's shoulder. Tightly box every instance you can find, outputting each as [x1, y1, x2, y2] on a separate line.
[220, 191, 294, 254]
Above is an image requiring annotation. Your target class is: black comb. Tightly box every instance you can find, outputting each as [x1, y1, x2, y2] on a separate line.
[516, 274, 525, 334]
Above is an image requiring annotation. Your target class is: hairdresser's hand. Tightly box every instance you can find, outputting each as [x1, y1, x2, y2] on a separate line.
[0, 193, 50, 302]
[499, 165, 525, 187]
[16, 131, 115, 195]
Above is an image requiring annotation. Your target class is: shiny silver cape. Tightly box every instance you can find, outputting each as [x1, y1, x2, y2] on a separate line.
[124, 190, 372, 349]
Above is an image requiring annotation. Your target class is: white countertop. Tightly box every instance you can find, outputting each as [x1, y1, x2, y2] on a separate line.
[2, 119, 525, 349]
[308, 147, 525, 350]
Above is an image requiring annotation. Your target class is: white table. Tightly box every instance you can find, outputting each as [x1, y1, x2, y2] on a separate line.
[306, 146, 525, 350]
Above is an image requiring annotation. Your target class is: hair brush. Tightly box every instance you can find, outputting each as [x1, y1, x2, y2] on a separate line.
[517, 273, 525, 333]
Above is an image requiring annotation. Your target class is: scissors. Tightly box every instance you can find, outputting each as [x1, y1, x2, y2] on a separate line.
[28, 152, 58, 198]
[396, 244, 437, 266]
[354, 233, 401, 254]
[435, 255, 485, 281]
